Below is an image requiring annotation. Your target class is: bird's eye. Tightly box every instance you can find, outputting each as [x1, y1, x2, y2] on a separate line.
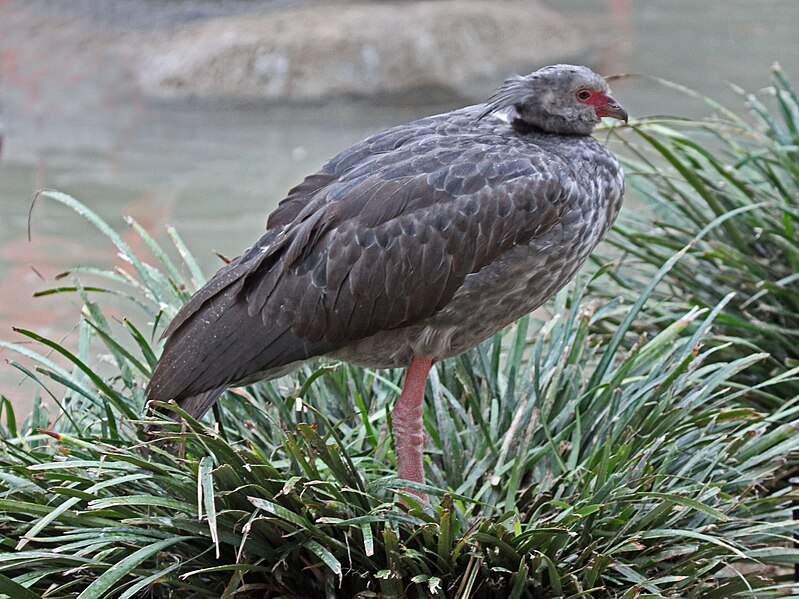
[577, 89, 592, 101]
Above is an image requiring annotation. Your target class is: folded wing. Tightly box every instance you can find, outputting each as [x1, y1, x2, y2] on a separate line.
[147, 122, 571, 418]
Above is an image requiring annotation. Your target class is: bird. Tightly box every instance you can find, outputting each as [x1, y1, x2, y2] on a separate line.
[146, 64, 627, 498]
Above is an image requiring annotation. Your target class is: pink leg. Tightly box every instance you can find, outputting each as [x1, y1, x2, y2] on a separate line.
[392, 355, 433, 500]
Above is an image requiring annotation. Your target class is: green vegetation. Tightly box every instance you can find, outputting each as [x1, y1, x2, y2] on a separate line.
[0, 70, 798, 597]
[600, 64, 799, 405]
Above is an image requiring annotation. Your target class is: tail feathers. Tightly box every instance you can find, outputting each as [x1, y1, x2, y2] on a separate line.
[176, 387, 227, 421]
[146, 386, 226, 422]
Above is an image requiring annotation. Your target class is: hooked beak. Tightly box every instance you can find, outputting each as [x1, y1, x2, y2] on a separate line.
[597, 96, 628, 123]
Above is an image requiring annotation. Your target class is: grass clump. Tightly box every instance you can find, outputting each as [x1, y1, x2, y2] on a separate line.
[0, 191, 796, 598]
[602, 63, 799, 405]
[2, 68, 799, 596]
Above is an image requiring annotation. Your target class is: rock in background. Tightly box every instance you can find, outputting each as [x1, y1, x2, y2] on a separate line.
[138, 1, 586, 102]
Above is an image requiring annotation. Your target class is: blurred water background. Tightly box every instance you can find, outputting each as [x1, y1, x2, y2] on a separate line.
[0, 0, 797, 411]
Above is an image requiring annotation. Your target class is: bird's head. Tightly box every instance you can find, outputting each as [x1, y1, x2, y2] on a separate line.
[480, 64, 628, 136]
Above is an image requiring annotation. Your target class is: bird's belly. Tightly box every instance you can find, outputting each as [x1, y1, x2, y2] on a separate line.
[416, 232, 594, 358]
[329, 214, 606, 369]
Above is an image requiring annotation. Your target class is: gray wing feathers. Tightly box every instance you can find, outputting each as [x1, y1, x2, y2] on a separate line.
[147, 114, 568, 417]
[172, 387, 226, 421]
[246, 154, 563, 344]
[148, 281, 340, 410]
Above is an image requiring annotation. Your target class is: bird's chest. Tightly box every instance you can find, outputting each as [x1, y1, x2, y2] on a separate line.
[417, 168, 621, 358]
[434, 206, 602, 321]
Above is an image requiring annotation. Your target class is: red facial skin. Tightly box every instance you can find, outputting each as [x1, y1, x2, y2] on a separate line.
[577, 89, 628, 122]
